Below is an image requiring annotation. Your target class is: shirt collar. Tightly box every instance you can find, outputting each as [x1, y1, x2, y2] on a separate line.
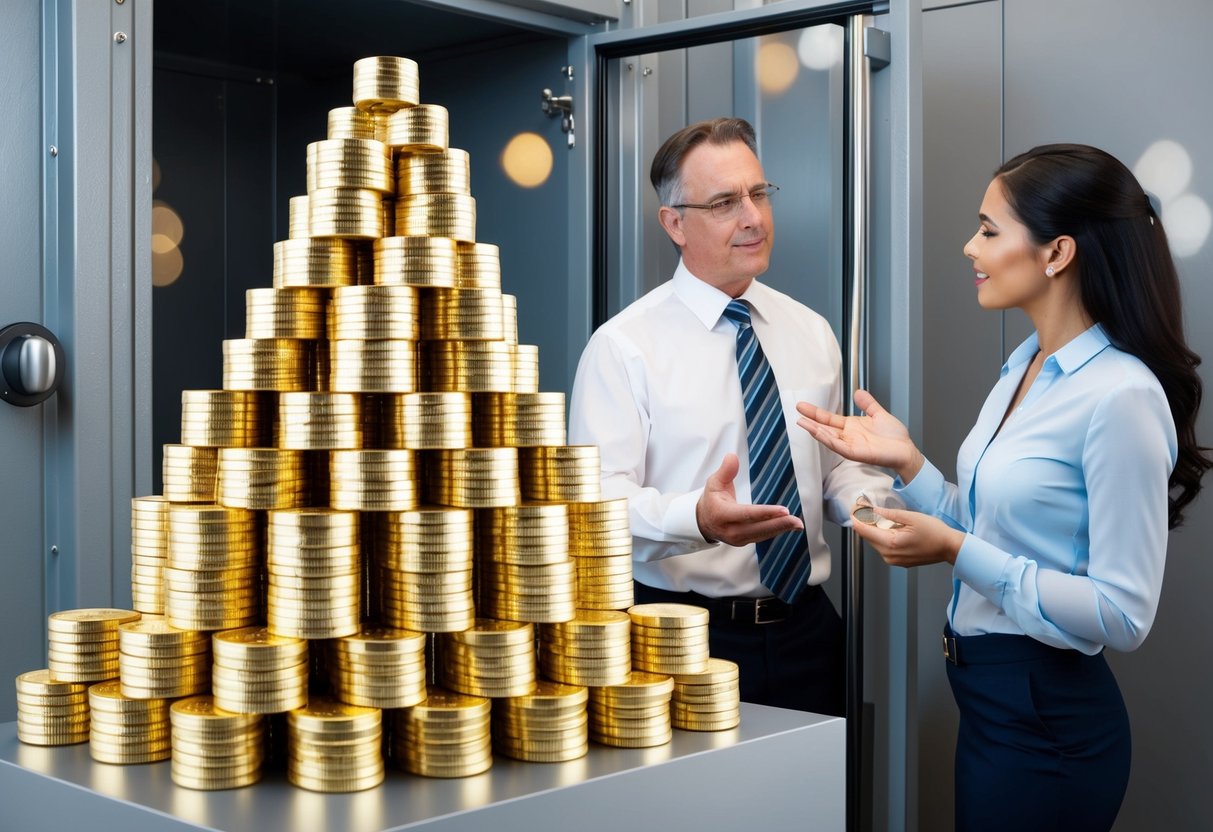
[1002, 323, 1112, 377]
[672, 260, 767, 330]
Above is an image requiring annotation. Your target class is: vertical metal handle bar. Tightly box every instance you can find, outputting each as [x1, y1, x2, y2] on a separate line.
[844, 12, 872, 832]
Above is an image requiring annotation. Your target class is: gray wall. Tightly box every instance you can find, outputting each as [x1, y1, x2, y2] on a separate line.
[920, 1, 1213, 829]
[0, 0, 50, 723]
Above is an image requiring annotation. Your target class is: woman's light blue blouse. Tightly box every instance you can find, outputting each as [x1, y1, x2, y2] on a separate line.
[898, 324, 1176, 653]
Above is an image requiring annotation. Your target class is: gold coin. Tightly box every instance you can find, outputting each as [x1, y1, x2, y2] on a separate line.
[48, 609, 141, 633]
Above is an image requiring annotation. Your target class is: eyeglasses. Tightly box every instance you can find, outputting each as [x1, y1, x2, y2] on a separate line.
[672, 183, 780, 221]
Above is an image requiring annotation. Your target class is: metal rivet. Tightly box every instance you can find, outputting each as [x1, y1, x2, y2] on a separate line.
[49, 146, 58, 157]
[116, 0, 125, 4]
[114, 31, 127, 43]
[642, 67, 653, 77]
[51, 545, 59, 556]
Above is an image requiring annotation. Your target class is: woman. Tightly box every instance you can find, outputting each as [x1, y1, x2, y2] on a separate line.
[797, 143, 1210, 832]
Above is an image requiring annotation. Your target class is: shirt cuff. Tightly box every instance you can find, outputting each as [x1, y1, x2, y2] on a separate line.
[665, 487, 708, 543]
[893, 457, 945, 513]
[953, 534, 1013, 604]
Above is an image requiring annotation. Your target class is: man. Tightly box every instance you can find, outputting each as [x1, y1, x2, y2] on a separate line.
[568, 117, 892, 714]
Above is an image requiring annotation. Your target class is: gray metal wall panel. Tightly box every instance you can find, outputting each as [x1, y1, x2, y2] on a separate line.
[0, 0, 49, 723]
[918, 2, 1002, 826]
[1002, 1, 1213, 828]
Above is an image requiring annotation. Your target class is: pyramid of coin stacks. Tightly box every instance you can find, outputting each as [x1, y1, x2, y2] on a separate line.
[13, 56, 742, 792]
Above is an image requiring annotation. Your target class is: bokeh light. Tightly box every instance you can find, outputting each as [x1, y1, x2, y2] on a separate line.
[152, 200, 184, 246]
[152, 245, 184, 287]
[1162, 192, 1212, 258]
[798, 24, 844, 71]
[756, 41, 799, 96]
[501, 132, 553, 188]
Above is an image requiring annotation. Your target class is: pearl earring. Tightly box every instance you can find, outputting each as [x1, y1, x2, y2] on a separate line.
[1045, 266, 1055, 277]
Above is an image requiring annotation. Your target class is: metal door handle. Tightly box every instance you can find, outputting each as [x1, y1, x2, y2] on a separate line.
[1, 322, 65, 406]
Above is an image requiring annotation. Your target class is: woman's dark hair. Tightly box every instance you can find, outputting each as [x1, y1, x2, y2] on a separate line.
[996, 143, 1210, 528]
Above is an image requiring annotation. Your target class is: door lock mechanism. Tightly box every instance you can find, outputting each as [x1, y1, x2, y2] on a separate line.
[1, 322, 65, 407]
[541, 88, 575, 149]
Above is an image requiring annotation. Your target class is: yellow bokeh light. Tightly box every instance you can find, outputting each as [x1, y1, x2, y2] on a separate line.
[152, 245, 184, 287]
[501, 132, 553, 189]
[756, 41, 800, 96]
[151, 233, 177, 254]
[152, 200, 185, 246]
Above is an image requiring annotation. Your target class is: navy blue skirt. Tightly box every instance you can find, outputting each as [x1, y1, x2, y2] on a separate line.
[943, 626, 1131, 832]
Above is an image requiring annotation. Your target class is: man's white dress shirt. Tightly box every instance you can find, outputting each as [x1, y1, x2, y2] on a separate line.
[569, 261, 893, 598]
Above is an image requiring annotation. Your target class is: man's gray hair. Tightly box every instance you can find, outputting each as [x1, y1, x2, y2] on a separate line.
[649, 118, 758, 210]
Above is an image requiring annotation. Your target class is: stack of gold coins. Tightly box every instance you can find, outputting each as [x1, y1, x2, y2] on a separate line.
[627, 603, 711, 675]
[588, 672, 674, 749]
[520, 445, 603, 503]
[671, 658, 741, 731]
[131, 496, 170, 614]
[474, 392, 566, 447]
[427, 447, 519, 508]
[421, 288, 505, 341]
[273, 238, 360, 288]
[391, 688, 492, 778]
[513, 344, 540, 394]
[385, 104, 448, 154]
[180, 390, 266, 449]
[306, 139, 393, 194]
[278, 392, 362, 450]
[479, 559, 576, 623]
[288, 697, 384, 792]
[47, 609, 140, 683]
[329, 449, 417, 511]
[162, 444, 218, 503]
[372, 236, 457, 288]
[308, 187, 385, 240]
[330, 284, 419, 340]
[118, 616, 210, 700]
[396, 194, 476, 243]
[87, 680, 171, 764]
[212, 626, 309, 714]
[222, 338, 313, 391]
[396, 148, 471, 195]
[266, 509, 361, 640]
[438, 619, 537, 699]
[382, 392, 471, 449]
[217, 447, 308, 510]
[455, 242, 501, 290]
[170, 695, 265, 790]
[478, 502, 568, 567]
[330, 340, 417, 393]
[352, 55, 419, 113]
[567, 498, 634, 610]
[424, 341, 514, 393]
[288, 195, 311, 240]
[492, 679, 589, 763]
[328, 106, 382, 141]
[165, 505, 260, 632]
[328, 626, 427, 709]
[538, 610, 631, 687]
[500, 294, 519, 344]
[14, 670, 90, 746]
[244, 288, 327, 340]
[377, 507, 475, 633]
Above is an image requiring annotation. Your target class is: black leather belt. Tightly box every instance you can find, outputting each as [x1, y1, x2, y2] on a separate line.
[634, 583, 821, 626]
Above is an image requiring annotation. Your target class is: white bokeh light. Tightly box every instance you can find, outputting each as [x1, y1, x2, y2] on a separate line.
[1161, 192, 1212, 258]
[1134, 139, 1192, 203]
[798, 25, 843, 71]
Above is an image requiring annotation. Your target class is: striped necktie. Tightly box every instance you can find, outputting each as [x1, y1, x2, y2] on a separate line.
[722, 299, 811, 602]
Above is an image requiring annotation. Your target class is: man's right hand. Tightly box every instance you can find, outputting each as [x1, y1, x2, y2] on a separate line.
[695, 453, 804, 546]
